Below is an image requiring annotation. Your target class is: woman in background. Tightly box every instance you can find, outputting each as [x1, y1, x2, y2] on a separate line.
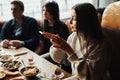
[36, 1, 69, 55]
[49, 3, 112, 80]
[36, 1, 71, 73]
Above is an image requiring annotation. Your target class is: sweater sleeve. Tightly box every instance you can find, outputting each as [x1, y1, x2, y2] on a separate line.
[49, 45, 71, 66]
[49, 33, 76, 65]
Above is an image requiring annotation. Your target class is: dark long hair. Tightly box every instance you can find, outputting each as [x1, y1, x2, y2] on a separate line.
[42, 1, 60, 31]
[72, 3, 104, 40]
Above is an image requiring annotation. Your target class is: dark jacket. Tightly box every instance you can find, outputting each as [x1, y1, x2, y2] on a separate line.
[0, 16, 39, 51]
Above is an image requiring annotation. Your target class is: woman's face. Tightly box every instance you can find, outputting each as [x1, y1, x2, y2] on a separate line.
[42, 6, 53, 20]
[69, 9, 77, 32]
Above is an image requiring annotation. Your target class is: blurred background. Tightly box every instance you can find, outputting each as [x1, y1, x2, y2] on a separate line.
[0, 0, 118, 21]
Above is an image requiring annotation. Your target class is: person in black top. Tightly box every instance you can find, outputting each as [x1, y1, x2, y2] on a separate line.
[0, 0, 39, 51]
[37, 1, 70, 55]
[36, 1, 71, 73]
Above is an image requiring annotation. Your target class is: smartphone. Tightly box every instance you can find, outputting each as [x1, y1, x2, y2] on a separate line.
[39, 31, 56, 39]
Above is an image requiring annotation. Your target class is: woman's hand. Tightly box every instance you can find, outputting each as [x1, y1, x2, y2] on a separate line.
[39, 31, 75, 56]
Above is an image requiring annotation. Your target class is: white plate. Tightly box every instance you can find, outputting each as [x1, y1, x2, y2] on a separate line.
[0, 54, 14, 62]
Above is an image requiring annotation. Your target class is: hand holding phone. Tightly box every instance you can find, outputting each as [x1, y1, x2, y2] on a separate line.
[39, 31, 57, 39]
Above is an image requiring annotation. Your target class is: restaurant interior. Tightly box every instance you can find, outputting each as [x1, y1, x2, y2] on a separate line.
[0, 0, 120, 80]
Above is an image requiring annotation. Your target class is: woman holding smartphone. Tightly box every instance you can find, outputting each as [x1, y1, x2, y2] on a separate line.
[49, 3, 112, 80]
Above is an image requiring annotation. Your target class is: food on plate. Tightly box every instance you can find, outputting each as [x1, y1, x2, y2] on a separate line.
[39, 31, 56, 39]
[20, 66, 39, 77]
[23, 67, 37, 76]
[2, 61, 22, 71]
[0, 71, 6, 79]
[0, 55, 13, 62]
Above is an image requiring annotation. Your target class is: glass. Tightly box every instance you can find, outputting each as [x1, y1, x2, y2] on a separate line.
[27, 53, 35, 65]
[51, 64, 64, 80]
[55, 68, 62, 76]
[54, 68, 62, 80]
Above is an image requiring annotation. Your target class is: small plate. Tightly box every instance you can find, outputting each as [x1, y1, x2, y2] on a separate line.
[0, 54, 14, 62]
[2, 61, 22, 71]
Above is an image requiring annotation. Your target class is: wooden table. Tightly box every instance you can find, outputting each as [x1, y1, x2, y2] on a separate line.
[0, 47, 71, 80]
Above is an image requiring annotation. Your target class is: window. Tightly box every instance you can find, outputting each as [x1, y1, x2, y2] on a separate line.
[0, 0, 96, 21]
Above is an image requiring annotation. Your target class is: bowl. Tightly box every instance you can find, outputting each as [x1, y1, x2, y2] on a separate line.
[20, 66, 40, 77]
[0, 54, 14, 62]
[2, 61, 22, 71]
[0, 71, 6, 79]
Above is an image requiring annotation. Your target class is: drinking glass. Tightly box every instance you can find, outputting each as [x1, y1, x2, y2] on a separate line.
[54, 67, 62, 80]
[27, 53, 35, 65]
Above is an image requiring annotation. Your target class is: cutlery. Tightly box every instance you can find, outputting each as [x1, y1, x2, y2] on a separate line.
[13, 57, 20, 61]
[21, 60, 27, 71]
